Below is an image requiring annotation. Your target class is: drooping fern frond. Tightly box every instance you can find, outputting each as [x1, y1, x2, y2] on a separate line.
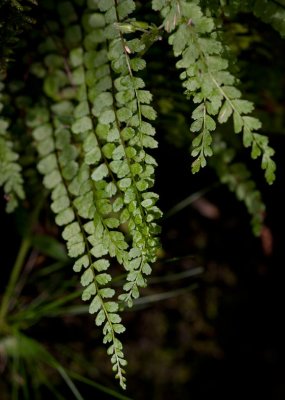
[28, 104, 127, 388]
[0, 80, 25, 212]
[25, 0, 162, 388]
[152, 0, 276, 184]
[209, 135, 266, 235]
[26, 1, 129, 388]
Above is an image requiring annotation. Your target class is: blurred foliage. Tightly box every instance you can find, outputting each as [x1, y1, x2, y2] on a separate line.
[0, 0, 36, 71]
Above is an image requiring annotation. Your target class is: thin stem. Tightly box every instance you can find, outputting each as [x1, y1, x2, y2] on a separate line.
[0, 237, 31, 324]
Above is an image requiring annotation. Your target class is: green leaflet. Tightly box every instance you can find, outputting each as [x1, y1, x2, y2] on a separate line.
[28, 1, 130, 389]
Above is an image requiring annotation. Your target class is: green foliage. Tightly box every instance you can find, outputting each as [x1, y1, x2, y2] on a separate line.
[0, 0, 282, 390]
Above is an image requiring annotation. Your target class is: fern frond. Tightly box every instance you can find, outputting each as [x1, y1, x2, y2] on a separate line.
[253, 0, 285, 38]
[201, 0, 285, 37]
[28, 104, 127, 388]
[153, 0, 276, 184]
[27, 1, 129, 388]
[84, 0, 162, 307]
[210, 136, 266, 235]
[0, 81, 25, 212]
[26, 0, 162, 388]
[113, 19, 162, 305]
